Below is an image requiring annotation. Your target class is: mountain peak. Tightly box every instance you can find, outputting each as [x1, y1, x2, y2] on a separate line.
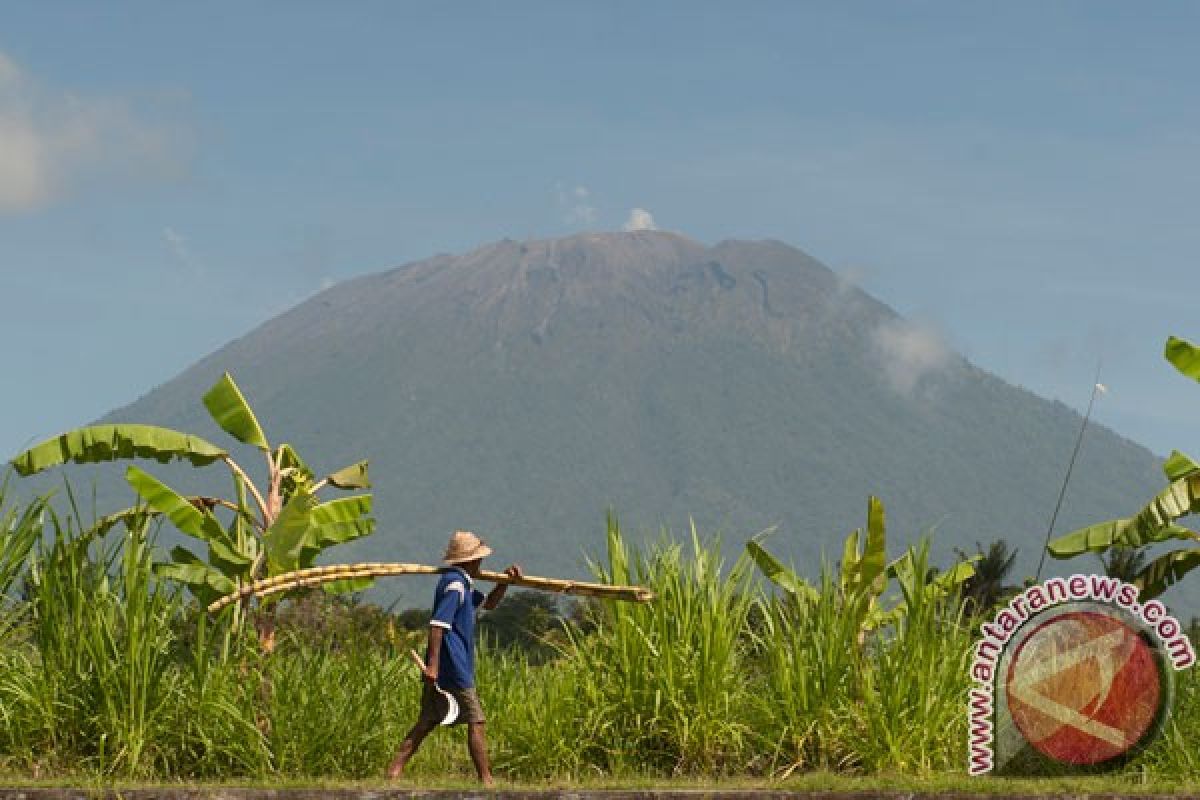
[462, 230, 707, 277]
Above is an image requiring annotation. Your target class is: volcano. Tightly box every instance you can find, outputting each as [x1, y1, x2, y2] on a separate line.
[81, 231, 1163, 603]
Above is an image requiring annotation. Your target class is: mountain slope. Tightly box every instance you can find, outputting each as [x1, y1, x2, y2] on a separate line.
[78, 231, 1168, 606]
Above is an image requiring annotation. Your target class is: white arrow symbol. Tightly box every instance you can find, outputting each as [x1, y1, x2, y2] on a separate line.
[1009, 628, 1129, 748]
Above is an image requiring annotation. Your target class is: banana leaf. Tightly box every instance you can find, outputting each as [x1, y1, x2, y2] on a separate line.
[325, 460, 371, 490]
[1166, 335, 1200, 382]
[1049, 476, 1200, 557]
[308, 495, 374, 547]
[277, 443, 317, 499]
[264, 491, 317, 575]
[1135, 548, 1200, 600]
[842, 496, 887, 598]
[745, 538, 819, 605]
[1122, 475, 1200, 544]
[208, 536, 252, 572]
[11, 425, 226, 476]
[1165, 450, 1200, 482]
[298, 496, 375, 569]
[155, 546, 237, 605]
[277, 444, 314, 481]
[202, 373, 268, 450]
[840, 528, 861, 595]
[1050, 518, 1197, 557]
[863, 496, 888, 583]
[876, 542, 975, 626]
[1049, 518, 1130, 557]
[125, 466, 230, 545]
[885, 550, 923, 606]
[932, 559, 977, 593]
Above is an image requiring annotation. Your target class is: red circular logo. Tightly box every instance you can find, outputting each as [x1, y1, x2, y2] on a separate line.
[1005, 610, 1162, 765]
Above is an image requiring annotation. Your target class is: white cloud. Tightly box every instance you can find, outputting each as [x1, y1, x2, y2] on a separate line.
[556, 183, 596, 226]
[163, 226, 188, 259]
[623, 207, 657, 231]
[163, 226, 204, 279]
[0, 50, 188, 213]
[872, 318, 954, 395]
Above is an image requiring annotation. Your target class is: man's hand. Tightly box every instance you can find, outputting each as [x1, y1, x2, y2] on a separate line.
[484, 564, 522, 609]
[420, 626, 444, 684]
[410, 647, 440, 683]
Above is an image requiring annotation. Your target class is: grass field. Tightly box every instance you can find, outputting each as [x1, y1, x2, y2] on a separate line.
[1, 487, 1197, 786]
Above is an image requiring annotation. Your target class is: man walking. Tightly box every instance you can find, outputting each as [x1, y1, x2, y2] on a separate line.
[388, 530, 522, 786]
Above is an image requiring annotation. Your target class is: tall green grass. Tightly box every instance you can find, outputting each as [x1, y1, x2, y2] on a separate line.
[0, 495, 1197, 782]
[5, 510, 179, 775]
[0, 480, 44, 646]
[754, 568, 866, 774]
[569, 517, 759, 775]
[851, 541, 975, 773]
[1138, 655, 1200, 776]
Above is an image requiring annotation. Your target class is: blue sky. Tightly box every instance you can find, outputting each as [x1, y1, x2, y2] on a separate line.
[1, 2, 1198, 460]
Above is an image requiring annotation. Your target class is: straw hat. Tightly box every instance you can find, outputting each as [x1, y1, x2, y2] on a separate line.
[443, 530, 493, 564]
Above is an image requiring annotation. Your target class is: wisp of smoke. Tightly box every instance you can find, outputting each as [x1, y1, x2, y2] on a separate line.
[556, 183, 596, 226]
[872, 318, 953, 395]
[623, 208, 657, 232]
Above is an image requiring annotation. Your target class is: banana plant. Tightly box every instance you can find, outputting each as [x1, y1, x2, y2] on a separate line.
[746, 495, 976, 636]
[1048, 335, 1200, 599]
[9, 373, 375, 647]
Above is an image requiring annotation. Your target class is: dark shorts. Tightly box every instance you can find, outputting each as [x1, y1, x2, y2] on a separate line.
[418, 681, 486, 726]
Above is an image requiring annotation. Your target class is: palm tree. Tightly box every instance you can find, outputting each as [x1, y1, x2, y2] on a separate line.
[1100, 546, 1148, 583]
[958, 539, 1018, 614]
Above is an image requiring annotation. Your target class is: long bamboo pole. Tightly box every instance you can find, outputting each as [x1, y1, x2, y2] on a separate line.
[206, 561, 654, 613]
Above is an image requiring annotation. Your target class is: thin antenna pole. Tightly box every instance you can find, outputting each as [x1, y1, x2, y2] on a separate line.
[1035, 361, 1104, 581]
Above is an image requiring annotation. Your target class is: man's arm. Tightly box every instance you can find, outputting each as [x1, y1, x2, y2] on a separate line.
[422, 625, 444, 682]
[483, 564, 523, 610]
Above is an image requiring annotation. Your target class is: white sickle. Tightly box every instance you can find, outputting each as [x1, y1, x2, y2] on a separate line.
[409, 648, 459, 726]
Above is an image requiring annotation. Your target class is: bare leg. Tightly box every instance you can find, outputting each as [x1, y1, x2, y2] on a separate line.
[467, 721, 494, 786]
[388, 720, 436, 779]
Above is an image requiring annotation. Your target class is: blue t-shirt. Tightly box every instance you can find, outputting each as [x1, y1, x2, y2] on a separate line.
[428, 567, 486, 689]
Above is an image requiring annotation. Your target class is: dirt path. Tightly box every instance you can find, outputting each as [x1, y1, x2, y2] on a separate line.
[3, 790, 1199, 800]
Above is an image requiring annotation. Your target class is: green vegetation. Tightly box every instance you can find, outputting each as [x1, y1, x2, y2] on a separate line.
[1049, 335, 1200, 599]
[748, 496, 977, 636]
[1, 483, 1198, 784]
[959, 539, 1021, 613]
[11, 372, 375, 649]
